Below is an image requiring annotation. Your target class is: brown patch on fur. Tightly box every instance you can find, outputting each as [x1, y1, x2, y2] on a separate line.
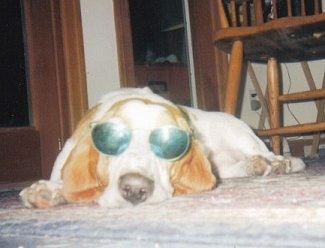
[61, 135, 108, 203]
[170, 140, 217, 195]
[106, 98, 192, 132]
[71, 104, 101, 140]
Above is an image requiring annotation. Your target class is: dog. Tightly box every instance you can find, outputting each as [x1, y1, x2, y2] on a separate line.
[20, 87, 305, 208]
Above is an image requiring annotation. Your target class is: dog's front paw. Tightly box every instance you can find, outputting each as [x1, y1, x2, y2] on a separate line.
[246, 155, 272, 176]
[19, 180, 66, 208]
[269, 157, 291, 175]
[246, 155, 291, 177]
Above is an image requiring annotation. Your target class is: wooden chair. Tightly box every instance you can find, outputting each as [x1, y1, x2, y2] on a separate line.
[214, 0, 325, 155]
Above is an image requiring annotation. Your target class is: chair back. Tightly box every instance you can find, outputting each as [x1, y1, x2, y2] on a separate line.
[215, 0, 325, 62]
[220, 0, 322, 28]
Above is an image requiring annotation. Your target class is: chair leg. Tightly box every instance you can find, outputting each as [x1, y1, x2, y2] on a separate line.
[224, 40, 243, 115]
[267, 58, 281, 154]
[301, 62, 325, 157]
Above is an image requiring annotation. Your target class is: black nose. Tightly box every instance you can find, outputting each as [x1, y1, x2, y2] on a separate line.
[118, 173, 154, 205]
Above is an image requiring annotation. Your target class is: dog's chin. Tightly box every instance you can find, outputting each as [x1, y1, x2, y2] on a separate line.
[97, 187, 173, 208]
[97, 189, 134, 208]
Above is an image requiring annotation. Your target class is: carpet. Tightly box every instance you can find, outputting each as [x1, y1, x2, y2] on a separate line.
[1, 161, 325, 248]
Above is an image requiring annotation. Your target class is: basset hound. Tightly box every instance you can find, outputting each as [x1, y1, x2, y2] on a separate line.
[20, 87, 305, 208]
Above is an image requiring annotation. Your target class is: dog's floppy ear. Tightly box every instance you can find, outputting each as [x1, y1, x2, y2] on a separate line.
[170, 140, 217, 195]
[59, 105, 109, 203]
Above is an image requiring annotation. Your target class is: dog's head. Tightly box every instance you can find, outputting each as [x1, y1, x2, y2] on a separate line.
[59, 88, 217, 207]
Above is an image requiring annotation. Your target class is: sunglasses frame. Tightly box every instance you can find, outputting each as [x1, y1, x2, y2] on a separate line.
[90, 122, 192, 161]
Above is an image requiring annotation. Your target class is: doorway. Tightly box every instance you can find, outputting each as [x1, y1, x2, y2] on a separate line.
[0, 0, 29, 128]
[129, 0, 193, 106]
[114, 0, 222, 110]
[0, 0, 87, 183]
[0, 0, 41, 182]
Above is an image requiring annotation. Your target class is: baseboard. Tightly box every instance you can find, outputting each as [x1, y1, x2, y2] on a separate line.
[0, 180, 35, 192]
[287, 138, 325, 158]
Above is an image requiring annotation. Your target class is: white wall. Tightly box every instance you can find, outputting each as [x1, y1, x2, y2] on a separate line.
[80, 0, 121, 107]
[240, 60, 325, 128]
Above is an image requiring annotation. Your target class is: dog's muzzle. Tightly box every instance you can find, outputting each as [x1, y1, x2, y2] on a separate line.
[118, 173, 154, 205]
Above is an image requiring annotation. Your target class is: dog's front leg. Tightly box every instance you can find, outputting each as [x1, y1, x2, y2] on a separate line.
[246, 155, 293, 176]
[19, 180, 66, 208]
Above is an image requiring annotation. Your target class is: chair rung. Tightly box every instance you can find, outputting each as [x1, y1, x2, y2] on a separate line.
[257, 122, 325, 136]
[279, 89, 325, 102]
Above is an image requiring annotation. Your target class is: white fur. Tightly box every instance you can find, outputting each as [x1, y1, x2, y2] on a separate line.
[50, 139, 75, 181]
[182, 106, 305, 178]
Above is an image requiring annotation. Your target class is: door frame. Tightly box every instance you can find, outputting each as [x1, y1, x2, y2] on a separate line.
[24, 0, 87, 179]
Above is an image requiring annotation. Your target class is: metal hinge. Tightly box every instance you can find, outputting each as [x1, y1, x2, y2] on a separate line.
[58, 137, 63, 151]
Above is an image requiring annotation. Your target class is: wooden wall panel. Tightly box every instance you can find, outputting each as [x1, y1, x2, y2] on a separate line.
[0, 128, 41, 182]
[23, 0, 87, 178]
[188, 0, 221, 110]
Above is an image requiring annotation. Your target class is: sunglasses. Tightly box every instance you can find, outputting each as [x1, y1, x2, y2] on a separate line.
[91, 122, 191, 161]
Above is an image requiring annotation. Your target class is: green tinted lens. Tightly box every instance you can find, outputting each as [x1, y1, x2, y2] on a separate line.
[149, 127, 190, 160]
[91, 122, 131, 155]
